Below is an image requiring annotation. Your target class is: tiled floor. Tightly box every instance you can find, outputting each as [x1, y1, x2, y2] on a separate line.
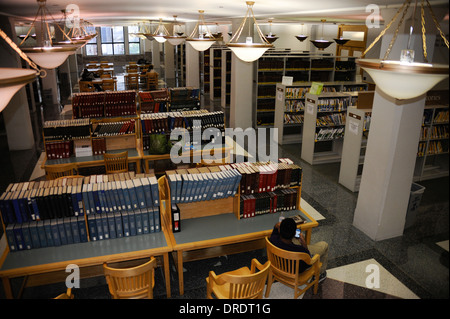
[0, 72, 448, 300]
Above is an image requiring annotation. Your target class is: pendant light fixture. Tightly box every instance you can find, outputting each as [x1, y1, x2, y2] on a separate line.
[153, 18, 169, 43]
[165, 15, 186, 46]
[18, 0, 78, 69]
[295, 23, 308, 42]
[265, 20, 278, 44]
[227, 1, 273, 63]
[357, 0, 449, 100]
[310, 19, 333, 50]
[0, 28, 43, 113]
[186, 10, 216, 51]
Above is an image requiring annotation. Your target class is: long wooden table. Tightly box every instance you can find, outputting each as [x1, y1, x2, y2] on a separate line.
[166, 208, 318, 295]
[0, 224, 173, 298]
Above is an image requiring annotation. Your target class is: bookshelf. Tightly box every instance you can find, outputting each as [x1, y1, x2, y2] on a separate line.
[138, 89, 169, 114]
[167, 87, 200, 111]
[339, 106, 372, 192]
[301, 92, 356, 165]
[255, 53, 360, 128]
[220, 49, 232, 122]
[209, 46, 225, 101]
[0, 173, 161, 252]
[72, 91, 137, 119]
[413, 90, 449, 181]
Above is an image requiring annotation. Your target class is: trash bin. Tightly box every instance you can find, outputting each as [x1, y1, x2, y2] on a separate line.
[404, 183, 426, 228]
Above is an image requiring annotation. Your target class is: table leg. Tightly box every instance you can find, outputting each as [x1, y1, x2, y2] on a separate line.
[163, 253, 171, 298]
[2, 277, 13, 299]
[177, 250, 184, 295]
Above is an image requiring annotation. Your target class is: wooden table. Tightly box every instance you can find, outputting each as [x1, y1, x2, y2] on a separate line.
[167, 208, 318, 295]
[87, 68, 114, 77]
[0, 225, 173, 298]
[43, 147, 142, 174]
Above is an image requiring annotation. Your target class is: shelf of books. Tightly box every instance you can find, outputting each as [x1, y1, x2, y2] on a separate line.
[220, 49, 232, 114]
[414, 90, 449, 181]
[138, 89, 169, 113]
[255, 53, 361, 128]
[0, 173, 161, 252]
[72, 91, 138, 119]
[167, 87, 200, 111]
[339, 105, 372, 192]
[161, 158, 304, 234]
[301, 91, 357, 165]
[209, 46, 225, 101]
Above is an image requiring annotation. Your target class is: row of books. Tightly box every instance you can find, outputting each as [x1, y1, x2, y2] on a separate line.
[317, 98, 350, 112]
[363, 113, 372, 131]
[420, 125, 449, 141]
[141, 112, 185, 135]
[45, 140, 73, 159]
[315, 127, 345, 141]
[0, 174, 159, 225]
[43, 119, 91, 141]
[91, 119, 136, 137]
[284, 100, 305, 112]
[426, 141, 448, 155]
[236, 159, 302, 195]
[165, 166, 242, 204]
[239, 188, 298, 219]
[5, 217, 88, 252]
[284, 113, 304, 125]
[316, 113, 346, 127]
[434, 110, 449, 123]
[139, 90, 169, 114]
[92, 137, 107, 155]
[72, 91, 137, 119]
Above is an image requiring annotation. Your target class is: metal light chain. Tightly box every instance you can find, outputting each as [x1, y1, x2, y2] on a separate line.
[421, 0, 428, 62]
[426, 0, 449, 48]
[383, 0, 412, 60]
[362, 0, 411, 58]
[0, 28, 46, 78]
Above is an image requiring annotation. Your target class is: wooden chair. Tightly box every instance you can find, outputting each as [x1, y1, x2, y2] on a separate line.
[126, 73, 139, 90]
[102, 78, 116, 91]
[45, 163, 78, 180]
[126, 64, 138, 73]
[100, 73, 112, 79]
[79, 81, 95, 92]
[206, 259, 270, 299]
[103, 257, 157, 299]
[54, 288, 74, 299]
[265, 237, 321, 299]
[103, 151, 129, 174]
[146, 71, 158, 90]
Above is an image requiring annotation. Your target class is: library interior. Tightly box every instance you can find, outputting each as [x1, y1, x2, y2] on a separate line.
[0, 0, 448, 302]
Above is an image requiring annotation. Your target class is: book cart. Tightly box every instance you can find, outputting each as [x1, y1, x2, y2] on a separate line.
[158, 160, 319, 295]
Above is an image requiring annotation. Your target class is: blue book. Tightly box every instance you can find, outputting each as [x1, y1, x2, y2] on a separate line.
[70, 217, 80, 243]
[181, 174, 189, 203]
[107, 213, 117, 239]
[140, 177, 154, 210]
[51, 219, 61, 246]
[121, 181, 133, 213]
[18, 189, 30, 223]
[95, 214, 104, 240]
[148, 208, 155, 233]
[5, 224, 17, 252]
[115, 181, 127, 212]
[186, 174, 193, 203]
[82, 184, 90, 215]
[128, 211, 137, 236]
[121, 211, 130, 237]
[175, 174, 182, 203]
[28, 188, 41, 220]
[36, 220, 47, 248]
[28, 221, 40, 249]
[141, 207, 149, 234]
[110, 182, 121, 213]
[87, 215, 98, 241]
[114, 211, 123, 238]
[87, 183, 96, 215]
[44, 220, 54, 246]
[153, 207, 161, 232]
[11, 191, 23, 224]
[77, 216, 88, 242]
[148, 176, 159, 206]
[97, 183, 107, 214]
[101, 213, 110, 239]
[167, 173, 177, 203]
[133, 178, 147, 208]
[57, 219, 67, 245]
[191, 174, 199, 202]
[134, 209, 143, 235]
[126, 180, 140, 212]
[64, 217, 74, 244]
[1, 192, 15, 225]
[92, 183, 101, 214]
[13, 224, 25, 250]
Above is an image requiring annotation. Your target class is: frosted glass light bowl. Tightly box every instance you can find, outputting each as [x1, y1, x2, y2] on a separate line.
[21, 46, 77, 69]
[227, 43, 272, 62]
[0, 68, 38, 112]
[357, 58, 449, 100]
[186, 38, 216, 52]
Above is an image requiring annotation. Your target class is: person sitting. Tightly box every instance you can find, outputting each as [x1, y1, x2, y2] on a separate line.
[80, 68, 102, 91]
[269, 218, 328, 282]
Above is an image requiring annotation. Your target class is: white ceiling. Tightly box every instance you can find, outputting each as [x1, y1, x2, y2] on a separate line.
[0, 0, 448, 26]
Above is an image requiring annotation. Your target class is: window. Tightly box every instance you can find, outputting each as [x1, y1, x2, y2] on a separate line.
[85, 26, 98, 56]
[101, 26, 125, 55]
[128, 26, 141, 55]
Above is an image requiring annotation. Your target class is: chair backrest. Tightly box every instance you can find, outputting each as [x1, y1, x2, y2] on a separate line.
[222, 260, 270, 299]
[103, 257, 157, 299]
[146, 72, 159, 90]
[79, 81, 95, 92]
[45, 164, 78, 180]
[103, 151, 129, 174]
[126, 73, 139, 89]
[102, 79, 115, 91]
[54, 288, 74, 299]
[100, 73, 112, 79]
[265, 237, 314, 283]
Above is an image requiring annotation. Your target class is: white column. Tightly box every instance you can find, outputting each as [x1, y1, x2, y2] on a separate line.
[353, 89, 425, 240]
[185, 22, 199, 88]
[0, 16, 35, 150]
